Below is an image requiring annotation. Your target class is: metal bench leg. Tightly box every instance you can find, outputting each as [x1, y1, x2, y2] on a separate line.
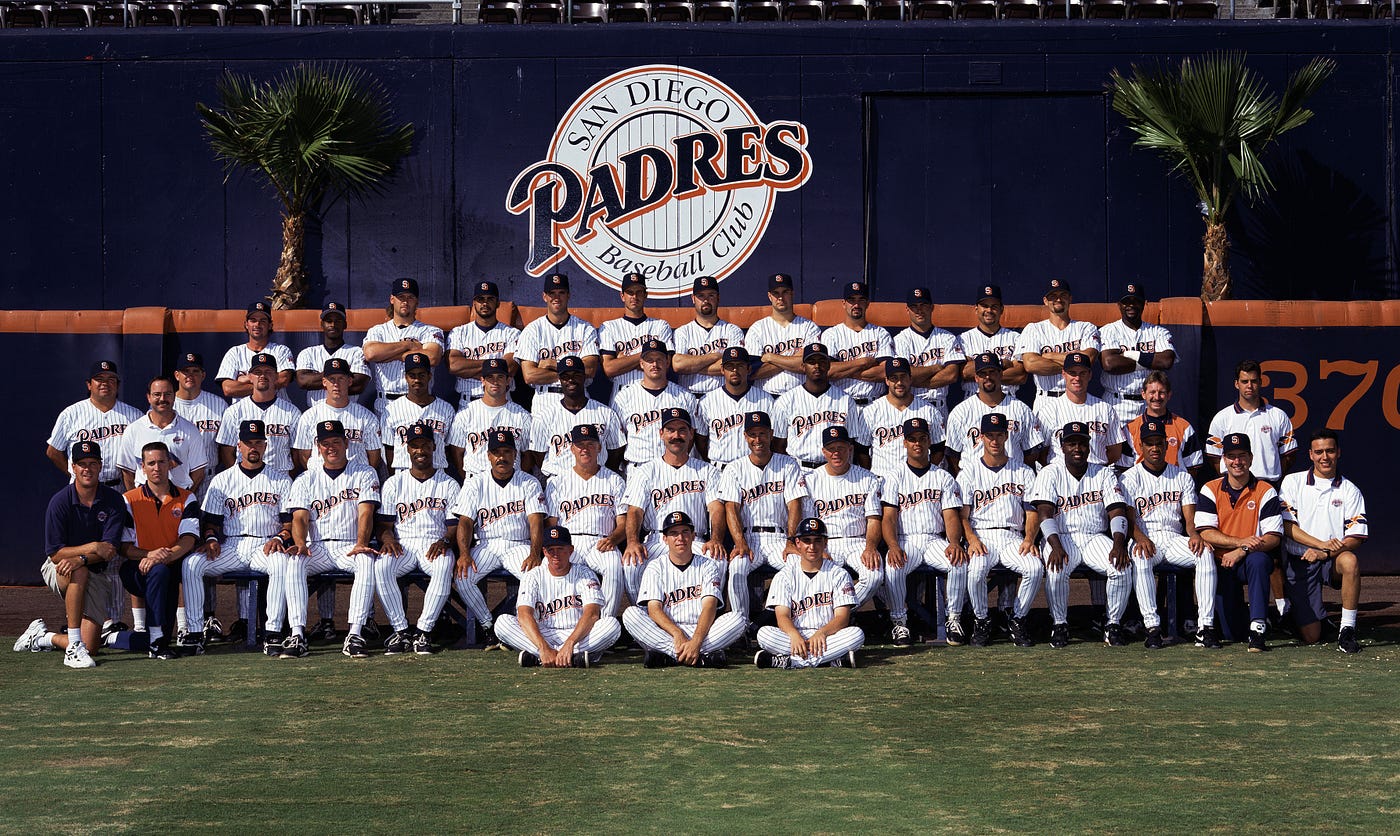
[238, 578, 260, 648]
[1165, 572, 1179, 641]
[935, 575, 949, 643]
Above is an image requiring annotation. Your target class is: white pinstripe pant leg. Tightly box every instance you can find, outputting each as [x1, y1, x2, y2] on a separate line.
[182, 543, 251, 633]
[373, 539, 453, 633]
[247, 549, 289, 631]
[494, 614, 621, 655]
[622, 555, 658, 606]
[622, 608, 746, 659]
[285, 547, 339, 631]
[1041, 537, 1085, 625]
[374, 553, 415, 633]
[887, 534, 965, 621]
[756, 624, 865, 668]
[1139, 532, 1217, 628]
[572, 538, 624, 617]
[1074, 534, 1133, 625]
[967, 549, 996, 620]
[731, 533, 790, 621]
[413, 545, 455, 633]
[451, 545, 503, 625]
[986, 532, 1043, 620]
[492, 613, 533, 652]
[829, 537, 882, 608]
[328, 544, 377, 630]
[702, 611, 747, 653]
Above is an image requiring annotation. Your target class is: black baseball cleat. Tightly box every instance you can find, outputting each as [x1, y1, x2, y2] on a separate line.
[1337, 626, 1360, 654]
[309, 619, 340, 643]
[412, 631, 435, 655]
[177, 629, 206, 656]
[222, 618, 248, 644]
[148, 637, 178, 660]
[642, 649, 670, 669]
[476, 621, 502, 650]
[1247, 629, 1268, 653]
[754, 650, 791, 669]
[697, 650, 728, 668]
[1194, 625, 1222, 649]
[1104, 623, 1128, 647]
[945, 619, 966, 647]
[1049, 623, 1070, 649]
[342, 634, 370, 659]
[279, 634, 308, 659]
[891, 623, 912, 647]
[362, 618, 382, 642]
[970, 618, 991, 648]
[1143, 626, 1164, 649]
[571, 652, 591, 669]
[844, 649, 858, 669]
[262, 631, 284, 657]
[518, 651, 540, 668]
[1008, 617, 1034, 648]
[204, 616, 227, 643]
[383, 630, 411, 656]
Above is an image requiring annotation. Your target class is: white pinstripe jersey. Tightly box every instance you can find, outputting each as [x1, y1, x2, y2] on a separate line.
[744, 315, 822, 396]
[215, 397, 302, 475]
[772, 385, 869, 463]
[1120, 462, 1196, 537]
[545, 466, 626, 537]
[295, 344, 368, 406]
[599, 316, 674, 395]
[882, 464, 961, 537]
[447, 321, 521, 400]
[945, 394, 1044, 462]
[622, 457, 720, 534]
[516, 315, 601, 393]
[803, 465, 883, 538]
[116, 413, 209, 489]
[894, 325, 965, 404]
[292, 402, 382, 468]
[364, 320, 447, 396]
[674, 319, 746, 396]
[765, 558, 857, 634]
[380, 469, 459, 542]
[959, 326, 1021, 398]
[717, 453, 808, 529]
[862, 396, 945, 478]
[1014, 319, 1101, 393]
[47, 398, 143, 484]
[518, 563, 605, 632]
[696, 386, 775, 466]
[637, 551, 724, 628]
[1035, 395, 1125, 466]
[216, 343, 295, 384]
[821, 322, 894, 402]
[1030, 461, 1126, 537]
[528, 398, 624, 479]
[381, 396, 455, 471]
[1279, 470, 1368, 557]
[1097, 320, 1175, 397]
[956, 456, 1036, 532]
[448, 398, 533, 478]
[203, 464, 292, 539]
[452, 469, 545, 543]
[613, 382, 700, 465]
[172, 391, 226, 469]
[286, 462, 380, 542]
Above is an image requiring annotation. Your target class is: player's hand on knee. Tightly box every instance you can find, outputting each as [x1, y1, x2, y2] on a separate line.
[1046, 545, 1068, 571]
[622, 543, 646, 566]
[861, 548, 880, 570]
[948, 542, 968, 566]
[454, 552, 476, 579]
[426, 541, 451, 560]
[886, 547, 907, 570]
[1110, 544, 1129, 570]
[704, 540, 728, 561]
[1018, 537, 1037, 556]
[808, 634, 827, 658]
[1132, 535, 1155, 559]
[966, 537, 987, 557]
[380, 539, 404, 558]
[348, 544, 377, 557]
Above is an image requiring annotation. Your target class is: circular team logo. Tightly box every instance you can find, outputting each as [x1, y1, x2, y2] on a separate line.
[1167, 437, 1179, 447]
[508, 65, 814, 299]
[1246, 500, 1257, 511]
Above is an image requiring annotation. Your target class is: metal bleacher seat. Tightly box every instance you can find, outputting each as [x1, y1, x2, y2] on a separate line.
[5, 2, 53, 24]
[520, 0, 560, 19]
[606, 0, 648, 19]
[136, 0, 183, 23]
[783, 0, 826, 18]
[653, 0, 695, 20]
[1127, 0, 1170, 16]
[828, 0, 869, 18]
[50, 1, 98, 24]
[570, 0, 606, 19]
[737, 0, 779, 16]
[911, 0, 954, 18]
[999, 0, 1039, 16]
[693, 0, 736, 20]
[183, 0, 229, 23]
[478, 0, 521, 21]
[227, 0, 272, 21]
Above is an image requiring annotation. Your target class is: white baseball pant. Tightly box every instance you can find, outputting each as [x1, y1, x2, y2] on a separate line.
[1043, 533, 1131, 626]
[967, 529, 1044, 620]
[884, 534, 966, 622]
[570, 534, 625, 617]
[493, 613, 622, 656]
[728, 532, 792, 623]
[286, 541, 377, 632]
[182, 537, 290, 633]
[756, 624, 866, 668]
[374, 538, 454, 634]
[1133, 532, 1217, 629]
[828, 537, 882, 609]
[450, 539, 532, 626]
[620, 608, 747, 660]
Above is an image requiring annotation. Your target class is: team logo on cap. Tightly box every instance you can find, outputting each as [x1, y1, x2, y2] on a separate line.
[910, 288, 929, 301]
[662, 511, 694, 531]
[797, 517, 827, 536]
[323, 421, 335, 431]
[507, 65, 814, 299]
[984, 286, 993, 296]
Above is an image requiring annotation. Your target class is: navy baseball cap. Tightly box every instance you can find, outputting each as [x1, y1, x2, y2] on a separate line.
[1046, 278, 1072, 296]
[404, 423, 435, 444]
[980, 413, 1009, 434]
[661, 407, 692, 428]
[843, 281, 868, 300]
[544, 273, 570, 292]
[542, 525, 572, 548]
[1061, 421, 1090, 441]
[1063, 351, 1092, 371]
[693, 275, 719, 293]
[403, 352, 431, 373]
[884, 357, 911, 377]
[322, 357, 353, 377]
[802, 343, 831, 361]
[392, 278, 419, 297]
[486, 429, 516, 451]
[88, 360, 119, 379]
[249, 353, 278, 371]
[246, 300, 272, 318]
[473, 281, 499, 299]
[744, 411, 771, 431]
[176, 353, 204, 371]
[907, 287, 932, 305]
[1222, 432, 1252, 455]
[569, 424, 601, 444]
[480, 358, 509, 377]
[1120, 282, 1146, 302]
[315, 420, 346, 442]
[621, 272, 646, 291]
[974, 352, 1002, 372]
[556, 355, 586, 376]
[661, 510, 695, 533]
[977, 284, 1003, 303]
[902, 417, 931, 438]
[796, 517, 828, 538]
[822, 426, 852, 447]
[721, 346, 752, 365]
[1139, 418, 1168, 441]
[71, 440, 101, 462]
[321, 301, 347, 320]
[767, 273, 794, 292]
[639, 337, 670, 357]
[239, 420, 267, 442]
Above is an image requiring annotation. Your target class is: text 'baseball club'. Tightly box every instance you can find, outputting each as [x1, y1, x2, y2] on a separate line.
[507, 65, 815, 299]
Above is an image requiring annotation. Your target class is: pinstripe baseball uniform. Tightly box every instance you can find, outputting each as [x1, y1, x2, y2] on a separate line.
[958, 326, 1021, 399]
[945, 394, 1044, 466]
[173, 391, 226, 491]
[717, 452, 808, 620]
[493, 563, 621, 655]
[381, 396, 454, 471]
[599, 316, 674, 397]
[365, 319, 446, 408]
[1098, 320, 1175, 424]
[822, 321, 894, 403]
[894, 324, 965, 414]
[215, 397, 302, 475]
[545, 466, 627, 615]
[48, 398, 143, 485]
[862, 396, 945, 478]
[284, 461, 381, 632]
[448, 398, 532, 479]
[529, 397, 623, 479]
[295, 344, 368, 406]
[1015, 319, 1100, 396]
[757, 559, 865, 668]
[1121, 461, 1216, 629]
[957, 456, 1043, 620]
[621, 456, 721, 600]
[447, 321, 520, 402]
[613, 381, 700, 465]
[772, 384, 869, 467]
[1030, 461, 1130, 626]
[803, 463, 884, 607]
[516, 315, 601, 396]
[622, 550, 745, 660]
[674, 319, 746, 397]
[293, 402, 382, 469]
[882, 463, 965, 622]
[744, 315, 822, 397]
[216, 343, 295, 392]
[375, 469, 458, 634]
[697, 385, 776, 466]
[452, 469, 546, 581]
[1035, 395, 1125, 467]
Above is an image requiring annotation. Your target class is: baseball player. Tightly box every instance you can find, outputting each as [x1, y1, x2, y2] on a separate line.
[1034, 352, 1125, 467]
[613, 337, 701, 466]
[754, 517, 866, 669]
[544, 424, 627, 617]
[295, 301, 369, 406]
[1278, 428, 1367, 653]
[623, 511, 746, 668]
[215, 353, 302, 475]
[493, 524, 621, 668]
[821, 281, 893, 405]
[215, 300, 295, 398]
[959, 284, 1026, 399]
[448, 358, 533, 481]
[744, 272, 822, 397]
[46, 359, 143, 490]
[803, 426, 884, 609]
[1029, 421, 1133, 649]
[516, 273, 601, 397]
[881, 417, 967, 647]
[944, 353, 1045, 475]
[771, 343, 870, 469]
[861, 357, 944, 478]
[1120, 418, 1218, 650]
[671, 275, 746, 398]
[116, 376, 208, 492]
[599, 272, 675, 399]
[1016, 278, 1101, 403]
[1122, 371, 1204, 476]
[381, 352, 454, 472]
[284, 420, 382, 660]
[718, 412, 808, 627]
[1195, 433, 1283, 652]
[696, 346, 775, 467]
[171, 352, 227, 492]
[181, 420, 295, 657]
[957, 413, 1042, 648]
[527, 355, 625, 478]
[373, 423, 459, 656]
[446, 280, 521, 405]
[894, 286, 965, 422]
[1097, 283, 1177, 427]
[362, 278, 446, 418]
[292, 358, 383, 472]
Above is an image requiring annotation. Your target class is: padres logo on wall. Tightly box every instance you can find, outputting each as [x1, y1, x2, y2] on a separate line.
[507, 65, 813, 299]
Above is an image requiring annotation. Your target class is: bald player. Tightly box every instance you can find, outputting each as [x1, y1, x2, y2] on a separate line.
[861, 357, 944, 478]
[959, 284, 1026, 400]
[516, 273, 602, 398]
[894, 286, 965, 423]
[381, 352, 454, 473]
[47, 359, 142, 490]
[944, 353, 1045, 475]
[296, 301, 369, 406]
[447, 280, 520, 406]
[545, 424, 627, 617]
[1097, 283, 1176, 427]
[362, 277, 446, 419]
[671, 275, 746, 399]
[528, 355, 624, 479]
[772, 342, 870, 469]
[755, 517, 865, 669]
[697, 346, 776, 468]
[1016, 278, 1101, 404]
[821, 281, 893, 406]
[599, 272, 675, 399]
[803, 426, 884, 609]
[448, 358, 533, 481]
[1034, 351, 1124, 467]
[215, 352, 301, 475]
[613, 337, 701, 467]
[745, 272, 822, 398]
[216, 300, 295, 398]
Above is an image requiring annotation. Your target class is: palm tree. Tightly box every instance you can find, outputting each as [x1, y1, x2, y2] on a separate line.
[198, 63, 415, 309]
[1108, 52, 1334, 301]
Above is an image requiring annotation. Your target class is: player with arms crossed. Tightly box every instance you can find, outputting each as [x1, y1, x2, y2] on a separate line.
[362, 278, 446, 419]
[671, 275, 746, 399]
[599, 272, 675, 399]
[959, 284, 1026, 400]
[894, 286, 965, 424]
[745, 272, 822, 398]
[821, 281, 894, 406]
[697, 346, 776, 468]
[1097, 283, 1176, 428]
[545, 424, 627, 618]
[216, 301, 295, 398]
[296, 302, 369, 406]
[944, 353, 1044, 475]
[495, 525, 621, 668]
[516, 273, 601, 398]
[754, 517, 866, 669]
[803, 426, 885, 610]
[1016, 278, 1101, 404]
[447, 281, 520, 406]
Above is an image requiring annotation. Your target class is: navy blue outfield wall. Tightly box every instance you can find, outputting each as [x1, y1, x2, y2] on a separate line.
[0, 23, 1397, 314]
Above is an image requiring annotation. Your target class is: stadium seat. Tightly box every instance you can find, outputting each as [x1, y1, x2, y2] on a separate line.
[1088, 0, 1126, 15]
[1329, 0, 1373, 15]
[183, 0, 229, 23]
[478, 0, 521, 21]
[51, 1, 97, 24]
[5, 2, 52, 24]
[606, 0, 648, 18]
[136, 0, 183, 23]
[521, 0, 562, 20]
[1174, 0, 1216, 15]
[737, 0, 780, 17]
[828, 0, 869, 18]
[1127, 0, 1170, 15]
[911, 0, 953, 17]
[957, 0, 997, 18]
[1044, 0, 1083, 16]
[309, 3, 368, 22]
[693, 0, 736, 20]
[784, 0, 826, 18]
[570, 0, 606, 19]
[227, 0, 272, 22]
[1000, 0, 1039, 16]
[868, 0, 906, 19]
[653, 0, 695, 20]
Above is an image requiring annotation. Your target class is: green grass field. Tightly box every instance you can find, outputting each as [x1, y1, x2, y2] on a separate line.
[3, 629, 1398, 834]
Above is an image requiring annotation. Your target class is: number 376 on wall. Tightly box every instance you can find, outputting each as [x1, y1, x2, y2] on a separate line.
[1262, 360, 1400, 430]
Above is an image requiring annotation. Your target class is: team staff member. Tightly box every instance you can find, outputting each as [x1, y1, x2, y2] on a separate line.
[821, 281, 893, 405]
[755, 517, 865, 669]
[1016, 278, 1101, 402]
[215, 353, 302, 474]
[363, 278, 446, 418]
[46, 359, 142, 489]
[447, 280, 520, 405]
[516, 273, 601, 397]
[672, 275, 746, 398]
[117, 376, 208, 492]
[959, 284, 1026, 399]
[1097, 283, 1176, 426]
[803, 426, 884, 609]
[772, 343, 870, 469]
[944, 353, 1044, 474]
[1122, 371, 1203, 476]
[697, 347, 775, 467]
[599, 272, 675, 398]
[381, 353, 454, 472]
[894, 286, 964, 421]
[528, 355, 624, 478]
[1279, 428, 1367, 653]
[545, 424, 627, 617]
[216, 300, 295, 398]
[862, 357, 943, 478]
[745, 272, 822, 397]
[1034, 352, 1125, 467]
[449, 358, 533, 480]
[296, 301, 369, 405]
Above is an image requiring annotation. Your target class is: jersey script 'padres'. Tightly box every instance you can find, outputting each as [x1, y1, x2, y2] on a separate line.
[804, 464, 883, 537]
[1030, 462, 1126, 536]
[745, 315, 822, 396]
[517, 563, 605, 632]
[1036, 395, 1125, 466]
[202, 464, 293, 539]
[613, 382, 700, 465]
[945, 396, 1043, 463]
[453, 470, 545, 542]
[883, 464, 962, 536]
[516, 316, 601, 394]
[382, 397, 454, 471]
[959, 325, 1021, 398]
[449, 398, 532, 477]
[48, 398, 143, 485]
[765, 559, 858, 634]
[623, 457, 720, 535]
[697, 386, 776, 465]
[822, 322, 894, 402]
[718, 453, 809, 529]
[1120, 462, 1196, 536]
[1098, 320, 1175, 400]
[1015, 320, 1101, 394]
[546, 466, 626, 537]
[529, 398, 624, 479]
[674, 319, 746, 396]
[447, 321, 521, 402]
[773, 385, 869, 464]
[380, 469, 459, 541]
[957, 456, 1036, 530]
[599, 316, 674, 395]
[637, 553, 725, 628]
[294, 402, 382, 468]
[895, 324, 966, 404]
[862, 397, 944, 477]
[286, 461, 381, 541]
[216, 398, 302, 474]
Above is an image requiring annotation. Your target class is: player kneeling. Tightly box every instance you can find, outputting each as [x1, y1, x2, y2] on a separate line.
[495, 526, 621, 668]
[755, 517, 866, 669]
[623, 511, 746, 668]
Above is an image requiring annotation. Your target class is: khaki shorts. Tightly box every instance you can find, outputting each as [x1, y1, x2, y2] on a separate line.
[40, 559, 114, 624]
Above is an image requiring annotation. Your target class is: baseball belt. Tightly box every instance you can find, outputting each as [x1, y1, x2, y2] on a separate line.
[747, 526, 783, 534]
[1110, 392, 1145, 401]
[800, 459, 824, 468]
[852, 397, 872, 406]
[383, 393, 405, 401]
[1038, 390, 1066, 398]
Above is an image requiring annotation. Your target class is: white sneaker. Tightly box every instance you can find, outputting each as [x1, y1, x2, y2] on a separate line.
[64, 640, 97, 669]
[14, 618, 47, 652]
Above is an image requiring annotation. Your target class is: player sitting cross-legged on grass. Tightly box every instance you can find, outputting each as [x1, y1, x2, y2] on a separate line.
[755, 517, 866, 669]
[494, 525, 621, 668]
